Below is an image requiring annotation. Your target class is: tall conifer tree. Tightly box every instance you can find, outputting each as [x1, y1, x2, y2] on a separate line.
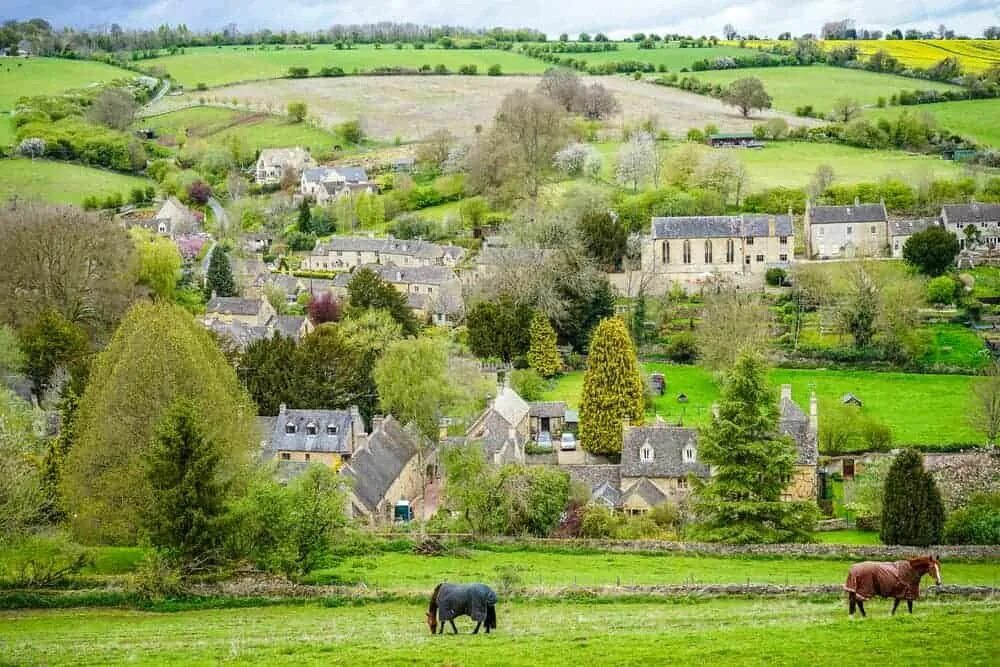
[579, 317, 644, 454]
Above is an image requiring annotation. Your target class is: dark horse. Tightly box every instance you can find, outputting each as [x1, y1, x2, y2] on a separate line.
[426, 582, 498, 634]
[844, 555, 942, 616]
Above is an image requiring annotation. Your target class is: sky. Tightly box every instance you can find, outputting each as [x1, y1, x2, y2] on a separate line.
[4, 0, 999, 38]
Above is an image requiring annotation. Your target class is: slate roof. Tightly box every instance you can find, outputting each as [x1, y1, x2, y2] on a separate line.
[650, 214, 792, 239]
[941, 203, 1000, 225]
[204, 319, 270, 349]
[622, 477, 669, 507]
[268, 408, 354, 455]
[494, 385, 530, 428]
[340, 416, 421, 512]
[529, 401, 567, 419]
[273, 315, 306, 339]
[591, 480, 622, 508]
[311, 238, 464, 264]
[889, 219, 937, 236]
[621, 425, 711, 479]
[808, 203, 887, 225]
[206, 296, 262, 316]
[779, 395, 819, 466]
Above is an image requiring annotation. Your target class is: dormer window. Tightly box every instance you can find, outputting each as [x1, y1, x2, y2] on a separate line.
[327, 424, 338, 436]
[640, 445, 654, 462]
[306, 422, 317, 436]
[684, 446, 696, 463]
[285, 423, 296, 434]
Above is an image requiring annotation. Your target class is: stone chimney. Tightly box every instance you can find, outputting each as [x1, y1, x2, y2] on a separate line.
[350, 405, 366, 452]
[809, 391, 818, 435]
[854, 195, 860, 206]
[371, 414, 385, 433]
[780, 384, 792, 403]
[768, 216, 776, 237]
[278, 403, 287, 415]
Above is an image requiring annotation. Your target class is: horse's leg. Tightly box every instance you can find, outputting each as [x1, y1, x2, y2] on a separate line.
[907, 600, 913, 614]
[438, 617, 444, 635]
[473, 621, 481, 634]
[857, 599, 866, 617]
[450, 619, 459, 634]
[849, 593, 856, 616]
[892, 598, 900, 615]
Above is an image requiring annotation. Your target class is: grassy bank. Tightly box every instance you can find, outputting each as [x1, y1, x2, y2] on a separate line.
[866, 98, 1000, 148]
[0, 57, 136, 110]
[2, 597, 996, 665]
[0, 158, 153, 205]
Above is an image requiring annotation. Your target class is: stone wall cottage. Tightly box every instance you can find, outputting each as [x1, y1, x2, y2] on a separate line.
[264, 405, 367, 467]
[302, 236, 465, 272]
[805, 200, 888, 259]
[888, 218, 938, 258]
[940, 202, 1000, 249]
[255, 147, 316, 185]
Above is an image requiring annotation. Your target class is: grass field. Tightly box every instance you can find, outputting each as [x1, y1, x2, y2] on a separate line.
[0, 158, 153, 205]
[689, 65, 958, 114]
[0, 57, 136, 110]
[813, 530, 882, 545]
[0, 114, 14, 146]
[3, 598, 997, 665]
[137, 106, 344, 153]
[140, 44, 548, 89]
[540, 364, 981, 446]
[544, 42, 758, 71]
[866, 99, 1000, 148]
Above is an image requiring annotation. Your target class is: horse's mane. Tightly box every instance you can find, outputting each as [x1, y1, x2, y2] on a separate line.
[428, 583, 443, 616]
[907, 556, 936, 573]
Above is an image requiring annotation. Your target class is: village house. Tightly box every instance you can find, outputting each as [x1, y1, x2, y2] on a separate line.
[340, 415, 428, 523]
[300, 166, 376, 204]
[202, 293, 312, 349]
[888, 218, 938, 258]
[639, 213, 793, 292]
[804, 200, 889, 259]
[263, 405, 367, 467]
[301, 236, 465, 272]
[332, 263, 465, 326]
[940, 202, 1000, 249]
[464, 383, 532, 465]
[121, 197, 201, 238]
[255, 147, 316, 185]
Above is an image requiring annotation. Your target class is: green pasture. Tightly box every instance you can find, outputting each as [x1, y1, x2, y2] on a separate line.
[2, 598, 996, 665]
[0, 158, 153, 205]
[139, 45, 548, 89]
[866, 98, 1000, 149]
[0, 57, 136, 110]
[540, 363, 982, 447]
[545, 42, 756, 71]
[688, 65, 959, 114]
[137, 106, 344, 153]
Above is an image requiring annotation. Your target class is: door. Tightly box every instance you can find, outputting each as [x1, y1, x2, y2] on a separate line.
[843, 458, 855, 479]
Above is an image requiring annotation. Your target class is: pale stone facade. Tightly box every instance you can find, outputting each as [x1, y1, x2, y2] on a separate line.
[805, 201, 889, 259]
[255, 147, 316, 185]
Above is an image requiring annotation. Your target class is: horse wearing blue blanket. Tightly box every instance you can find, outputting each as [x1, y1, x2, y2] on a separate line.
[426, 582, 498, 634]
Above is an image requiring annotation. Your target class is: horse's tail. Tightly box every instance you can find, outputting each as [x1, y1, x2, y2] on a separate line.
[428, 583, 443, 617]
[485, 603, 497, 630]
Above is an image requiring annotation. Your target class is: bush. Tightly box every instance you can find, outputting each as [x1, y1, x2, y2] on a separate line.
[765, 267, 787, 286]
[128, 550, 185, 600]
[509, 368, 546, 401]
[458, 64, 478, 75]
[487, 64, 502, 76]
[580, 504, 615, 538]
[927, 276, 957, 305]
[1, 535, 91, 588]
[287, 66, 309, 78]
[880, 449, 945, 546]
[337, 120, 364, 144]
[943, 493, 1000, 545]
[665, 331, 698, 363]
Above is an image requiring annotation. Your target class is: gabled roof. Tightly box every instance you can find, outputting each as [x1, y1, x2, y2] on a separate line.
[651, 214, 792, 239]
[621, 425, 711, 479]
[621, 477, 668, 507]
[494, 385, 529, 428]
[591, 480, 622, 508]
[889, 219, 937, 236]
[204, 318, 270, 349]
[268, 408, 354, 455]
[808, 203, 887, 225]
[779, 395, 818, 466]
[206, 296, 262, 316]
[273, 315, 306, 339]
[340, 416, 421, 512]
[529, 401, 567, 419]
[941, 203, 1000, 225]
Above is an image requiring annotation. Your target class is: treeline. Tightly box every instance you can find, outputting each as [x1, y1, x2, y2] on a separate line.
[0, 19, 545, 57]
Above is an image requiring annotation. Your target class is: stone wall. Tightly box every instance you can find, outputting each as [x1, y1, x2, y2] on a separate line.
[924, 452, 1000, 510]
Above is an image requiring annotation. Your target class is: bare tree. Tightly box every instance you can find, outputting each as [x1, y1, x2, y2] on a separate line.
[572, 83, 619, 120]
[536, 68, 581, 111]
[808, 164, 835, 197]
[415, 129, 455, 170]
[693, 151, 749, 206]
[492, 91, 568, 200]
[970, 362, 1000, 447]
[697, 290, 772, 374]
[87, 87, 138, 130]
[831, 97, 862, 123]
[723, 24, 738, 40]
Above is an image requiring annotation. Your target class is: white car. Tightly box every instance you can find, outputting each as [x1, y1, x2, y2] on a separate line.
[560, 432, 577, 451]
[536, 431, 553, 450]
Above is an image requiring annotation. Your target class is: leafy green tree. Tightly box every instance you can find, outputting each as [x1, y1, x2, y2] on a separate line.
[238, 334, 299, 415]
[0, 387, 46, 542]
[144, 398, 230, 568]
[509, 368, 546, 401]
[204, 245, 237, 298]
[466, 297, 533, 362]
[295, 324, 367, 413]
[354, 192, 385, 229]
[373, 337, 457, 441]
[926, 275, 957, 305]
[130, 228, 182, 300]
[440, 444, 503, 535]
[527, 312, 562, 377]
[902, 227, 960, 276]
[339, 309, 404, 422]
[721, 77, 772, 117]
[578, 210, 627, 271]
[692, 351, 819, 543]
[287, 101, 307, 123]
[18, 310, 87, 401]
[297, 199, 312, 233]
[63, 302, 256, 544]
[346, 268, 419, 337]
[880, 448, 945, 546]
[579, 317, 644, 454]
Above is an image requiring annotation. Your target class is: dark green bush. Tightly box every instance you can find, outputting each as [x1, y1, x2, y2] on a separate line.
[943, 493, 1000, 544]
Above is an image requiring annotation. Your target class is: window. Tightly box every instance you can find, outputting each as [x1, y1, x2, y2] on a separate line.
[683, 447, 696, 462]
[846, 225, 853, 235]
[817, 227, 824, 238]
[285, 423, 296, 434]
[677, 478, 688, 489]
[756, 254, 765, 263]
[640, 445, 654, 462]
[304, 453, 311, 461]
[745, 255, 751, 265]
[870, 225, 877, 235]
[726, 239, 735, 263]
[779, 254, 788, 262]
[682, 240, 691, 264]
[306, 422, 317, 436]
[327, 424, 338, 435]
[662, 241, 670, 264]
[280, 452, 291, 460]
[779, 236, 788, 245]
[704, 240, 713, 263]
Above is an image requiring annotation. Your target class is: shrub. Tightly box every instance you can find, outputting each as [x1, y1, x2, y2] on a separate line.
[458, 64, 478, 75]
[1, 535, 91, 588]
[287, 66, 309, 78]
[128, 550, 185, 600]
[943, 493, 1000, 545]
[665, 331, 698, 363]
[880, 449, 945, 546]
[487, 64, 502, 76]
[509, 368, 546, 401]
[765, 267, 787, 286]
[580, 504, 615, 537]
[337, 119, 364, 144]
[927, 276, 957, 305]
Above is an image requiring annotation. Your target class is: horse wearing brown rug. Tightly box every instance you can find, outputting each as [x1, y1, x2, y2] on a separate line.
[844, 555, 941, 616]
[426, 582, 498, 634]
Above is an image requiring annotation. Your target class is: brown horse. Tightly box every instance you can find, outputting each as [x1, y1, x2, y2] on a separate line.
[844, 555, 941, 616]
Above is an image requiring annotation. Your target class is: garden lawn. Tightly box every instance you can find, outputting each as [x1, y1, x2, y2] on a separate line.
[918, 323, 991, 371]
[689, 65, 959, 114]
[137, 106, 345, 154]
[813, 530, 882, 545]
[0, 158, 153, 205]
[2, 598, 997, 665]
[967, 266, 1000, 298]
[549, 42, 758, 71]
[140, 45, 548, 89]
[866, 98, 1000, 148]
[0, 57, 137, 110]
[541, 364, 981, 447]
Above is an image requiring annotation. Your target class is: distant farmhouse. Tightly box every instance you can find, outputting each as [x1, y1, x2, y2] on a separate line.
[804, 200, 888, 259]
[299, 166, 376, 204]
[255, 147, 316, 185]
[121, 197, 202, 239]
[639, 213, 793, 292]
